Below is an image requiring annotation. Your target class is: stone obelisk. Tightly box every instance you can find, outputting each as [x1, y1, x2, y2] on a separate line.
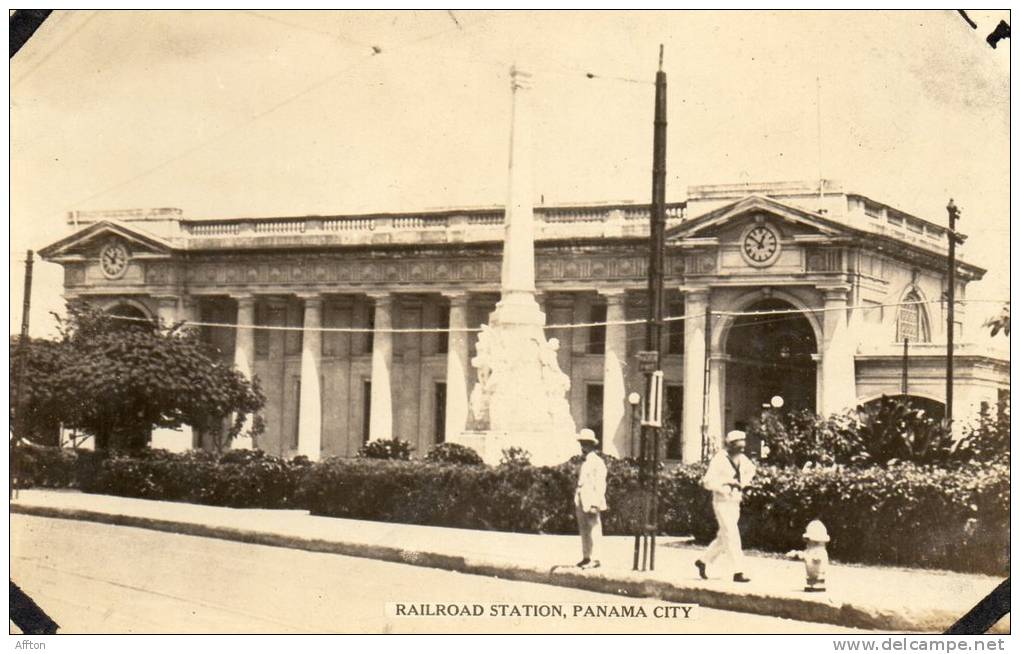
[453, 66, 579, 466]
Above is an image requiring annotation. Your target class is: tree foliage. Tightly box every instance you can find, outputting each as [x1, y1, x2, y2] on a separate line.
[747, 396, 957, 468]
[984, 302, 1010, 338]
[10, 302, 265, 451]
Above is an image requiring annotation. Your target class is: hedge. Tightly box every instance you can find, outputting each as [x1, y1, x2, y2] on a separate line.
[10, 445, 1009, 575]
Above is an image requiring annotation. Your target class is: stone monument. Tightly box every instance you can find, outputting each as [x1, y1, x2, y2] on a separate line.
[452, 67, 580, 466]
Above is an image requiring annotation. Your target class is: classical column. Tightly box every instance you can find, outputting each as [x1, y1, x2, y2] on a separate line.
[231, 294, 256, 449]
[820, 286, 857, 415]
[368, 293, 394, 441]
[706, 355, 726, 442]
[682, 288, 709, 463]
[600, 290, 628, 458]
[154, 295, 178, 326]
[181, 297, 198, 325]
[297, 294, 323, 460]
[150, 295, 193, 451]
[444, 292, 471, 440]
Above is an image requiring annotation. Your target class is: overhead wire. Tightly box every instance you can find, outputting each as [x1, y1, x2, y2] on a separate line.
[63, 11, 498, 210]
[105, 297, 1006, 335]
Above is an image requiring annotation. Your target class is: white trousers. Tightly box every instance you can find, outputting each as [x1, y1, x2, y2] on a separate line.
[575, 504, 602, 560]
[703, 499, 745, 573]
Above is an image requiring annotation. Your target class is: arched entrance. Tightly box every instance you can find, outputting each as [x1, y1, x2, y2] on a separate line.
[724, 298, 817, 455]
[106, 302, 155, 330]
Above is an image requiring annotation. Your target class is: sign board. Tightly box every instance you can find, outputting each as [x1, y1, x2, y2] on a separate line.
[641, 370, 664, 427]
[636, 350, 659, 373]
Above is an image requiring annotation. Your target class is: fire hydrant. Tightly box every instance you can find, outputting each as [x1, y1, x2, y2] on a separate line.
[800, 520, 830, 592]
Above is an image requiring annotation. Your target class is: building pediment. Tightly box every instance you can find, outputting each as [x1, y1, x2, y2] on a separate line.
[38, 220, 175, 262]
[666, 194, 848, 243]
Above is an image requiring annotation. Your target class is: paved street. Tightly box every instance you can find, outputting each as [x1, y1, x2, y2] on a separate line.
[11, 514, 864, 634]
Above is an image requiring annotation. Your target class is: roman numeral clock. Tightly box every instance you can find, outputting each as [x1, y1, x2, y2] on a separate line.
[740, 220, 781, 267]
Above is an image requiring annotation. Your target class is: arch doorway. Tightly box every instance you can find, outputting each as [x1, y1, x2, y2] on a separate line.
[724, 298, 818, 456]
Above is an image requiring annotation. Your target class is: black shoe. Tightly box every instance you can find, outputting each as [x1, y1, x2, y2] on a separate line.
[577, 558, 591, 568]
[695, 559, 708, 580]
[733, 573, 751, 583]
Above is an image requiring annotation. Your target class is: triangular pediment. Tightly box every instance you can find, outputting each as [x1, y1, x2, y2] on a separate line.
[38, 220, 175, 261]
[666, 194, 852, 242]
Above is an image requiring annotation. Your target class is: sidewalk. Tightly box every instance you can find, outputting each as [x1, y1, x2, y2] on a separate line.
[10, 489, 1007, 633]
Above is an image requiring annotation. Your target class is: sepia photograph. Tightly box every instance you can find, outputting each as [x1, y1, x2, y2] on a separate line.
[8, 8, 1011, 642]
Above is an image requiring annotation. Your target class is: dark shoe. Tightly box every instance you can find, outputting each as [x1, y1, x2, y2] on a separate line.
[695, 559, 708, 580]
[576, 558, 591, 568]
[733, 573, 751, 583]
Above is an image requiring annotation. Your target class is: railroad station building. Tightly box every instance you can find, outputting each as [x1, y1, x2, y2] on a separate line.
[39, 180, 1009, 462]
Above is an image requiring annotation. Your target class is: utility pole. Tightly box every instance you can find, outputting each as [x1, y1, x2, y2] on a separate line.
[634, 45, 667, 572]
[901, 338, 909, 395]
[945, 200, 961, 426]
[12, 250, 34, 499]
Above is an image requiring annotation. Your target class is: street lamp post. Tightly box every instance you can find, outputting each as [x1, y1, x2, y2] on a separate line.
[628, 392, 641, 458]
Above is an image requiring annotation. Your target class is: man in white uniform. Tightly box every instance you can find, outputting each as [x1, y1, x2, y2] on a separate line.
[696, 430, 756, 583]
[574, 428, 608, 569]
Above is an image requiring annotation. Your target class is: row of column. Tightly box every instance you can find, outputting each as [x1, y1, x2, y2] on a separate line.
[155, 286, 855, 462]
[218, 290, 634, 461]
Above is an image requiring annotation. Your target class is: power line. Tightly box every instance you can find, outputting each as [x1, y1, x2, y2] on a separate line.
[105, 297, 1003, 335]
[64, 12, 495, 210]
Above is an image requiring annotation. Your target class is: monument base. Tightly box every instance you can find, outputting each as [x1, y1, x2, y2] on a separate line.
[451, 430, 580, 467]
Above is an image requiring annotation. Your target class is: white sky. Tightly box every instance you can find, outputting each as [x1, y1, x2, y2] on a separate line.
[8, 9, 1011, 340]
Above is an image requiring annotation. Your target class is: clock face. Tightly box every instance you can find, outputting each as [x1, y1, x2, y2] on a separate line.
[742, 225, 779, 264]
[100, 243, 129, 279]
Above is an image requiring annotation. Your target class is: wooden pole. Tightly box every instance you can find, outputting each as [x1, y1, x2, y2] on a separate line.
[946, 200, 960, 426]
[12, 250, 34, 499]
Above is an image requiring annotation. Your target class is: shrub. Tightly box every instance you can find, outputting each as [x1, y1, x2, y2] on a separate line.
[357, 438, 414, 460]
[499, 446, 532, 467]
[748, 397, 959, 468]
[424, 442, 484, 466]
[852, 396, 954, 466]
[15, 445, 1009, 575]
[83, 449, 302, 508]
[955, 397, 1010, 464]
[11, 443, 100, 489]
[747, 409, 860, 468]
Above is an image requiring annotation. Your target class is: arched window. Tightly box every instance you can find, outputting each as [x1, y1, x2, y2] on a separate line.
[896, 290, 930, 343]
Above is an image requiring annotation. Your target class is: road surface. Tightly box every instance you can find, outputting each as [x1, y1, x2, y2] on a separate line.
[11, 514, 864, 634]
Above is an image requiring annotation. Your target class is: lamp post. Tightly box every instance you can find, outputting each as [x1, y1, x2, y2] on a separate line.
[759, 395, 784, 461]
[628, 392, 641, 458]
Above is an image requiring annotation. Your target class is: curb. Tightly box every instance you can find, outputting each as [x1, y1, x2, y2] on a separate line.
[10, 503, 968, 632]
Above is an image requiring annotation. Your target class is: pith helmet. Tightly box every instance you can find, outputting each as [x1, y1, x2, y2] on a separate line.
[803, 520, 830, 543]
[724, 430, 747, 445]
[577, 429, 598, 444]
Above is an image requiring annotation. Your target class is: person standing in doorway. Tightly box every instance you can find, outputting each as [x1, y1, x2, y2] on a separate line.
[575, 428, 608, 569]
[696, 430, 757, 583]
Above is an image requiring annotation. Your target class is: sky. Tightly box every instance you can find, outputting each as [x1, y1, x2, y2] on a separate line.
[9, 9, 1011, 341]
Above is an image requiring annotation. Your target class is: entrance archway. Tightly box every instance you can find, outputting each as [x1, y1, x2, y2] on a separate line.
[106, 302, 155, 330]
[724, 298, 817, 455]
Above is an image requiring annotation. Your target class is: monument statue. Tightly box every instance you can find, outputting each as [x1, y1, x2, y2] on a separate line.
[454, 66, 580, 465]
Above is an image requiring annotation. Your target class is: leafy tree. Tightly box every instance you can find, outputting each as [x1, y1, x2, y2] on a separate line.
[985, 303, 1010, 338]
[9, 335, 73, 445]
[852, 396, 955, 466]
[10, 302, 264, 452]
[955, 396, 1010, 464]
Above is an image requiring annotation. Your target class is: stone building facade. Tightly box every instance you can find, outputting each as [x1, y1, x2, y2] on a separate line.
[40, 181, 1009, 462]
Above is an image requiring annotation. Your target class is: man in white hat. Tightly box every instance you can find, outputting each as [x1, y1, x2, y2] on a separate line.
[574, 428, 608, 569]
[696, 429, 757, 583]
